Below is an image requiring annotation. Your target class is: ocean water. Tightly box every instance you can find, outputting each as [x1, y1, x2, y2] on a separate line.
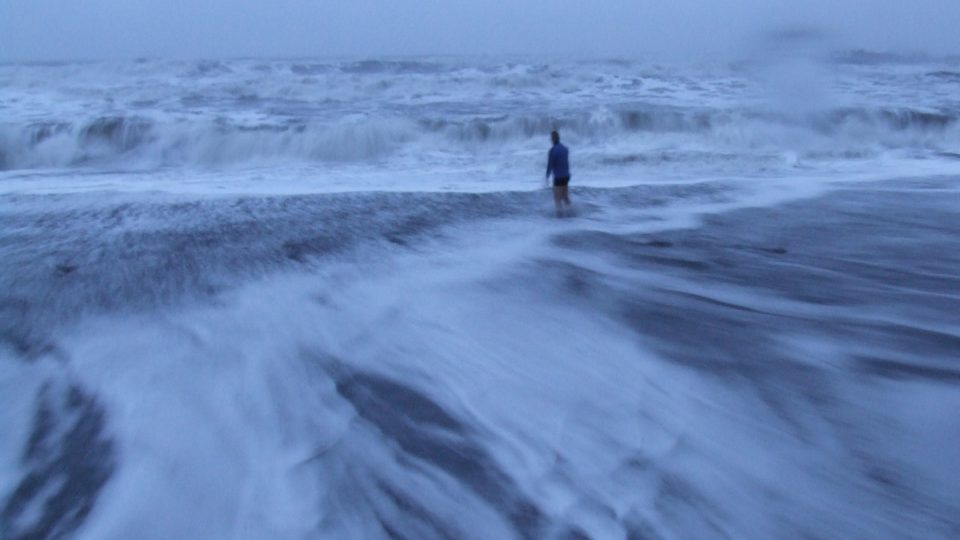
[1, 54, 959, 539]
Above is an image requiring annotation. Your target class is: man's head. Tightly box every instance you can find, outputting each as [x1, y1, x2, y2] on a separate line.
[551, 130, 560, 145]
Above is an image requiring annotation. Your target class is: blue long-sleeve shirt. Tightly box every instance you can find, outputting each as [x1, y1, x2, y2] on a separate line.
[546, 143, 570, 179]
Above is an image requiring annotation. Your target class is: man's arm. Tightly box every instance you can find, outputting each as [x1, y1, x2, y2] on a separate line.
[546, 148, 554, 178]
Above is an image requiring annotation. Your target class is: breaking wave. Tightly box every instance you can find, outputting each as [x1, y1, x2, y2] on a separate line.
[1, 106, 956, 172]
[0, 116, 419, 170]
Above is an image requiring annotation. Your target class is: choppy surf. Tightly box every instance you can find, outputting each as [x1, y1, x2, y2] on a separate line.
[1, 55, 959, 540]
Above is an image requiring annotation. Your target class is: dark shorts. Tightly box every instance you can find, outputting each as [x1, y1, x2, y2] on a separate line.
[553, 176, 570, 187]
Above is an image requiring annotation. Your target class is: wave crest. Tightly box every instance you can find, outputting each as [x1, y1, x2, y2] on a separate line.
[0, 105, 956, 171]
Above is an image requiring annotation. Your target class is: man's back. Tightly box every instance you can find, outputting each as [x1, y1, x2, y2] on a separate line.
[547, 143, 570, 179]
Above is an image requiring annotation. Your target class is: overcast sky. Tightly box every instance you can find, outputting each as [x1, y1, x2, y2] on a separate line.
[2, 0, 959, 62]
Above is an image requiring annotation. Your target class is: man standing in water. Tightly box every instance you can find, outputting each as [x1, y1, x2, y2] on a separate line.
[545, 130, 572, 217]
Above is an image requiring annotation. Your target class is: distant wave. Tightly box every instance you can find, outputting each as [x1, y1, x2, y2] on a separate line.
[926, 71, 960, 82]
[338, 60, 447, 75]
[830, 49, 937, 65]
